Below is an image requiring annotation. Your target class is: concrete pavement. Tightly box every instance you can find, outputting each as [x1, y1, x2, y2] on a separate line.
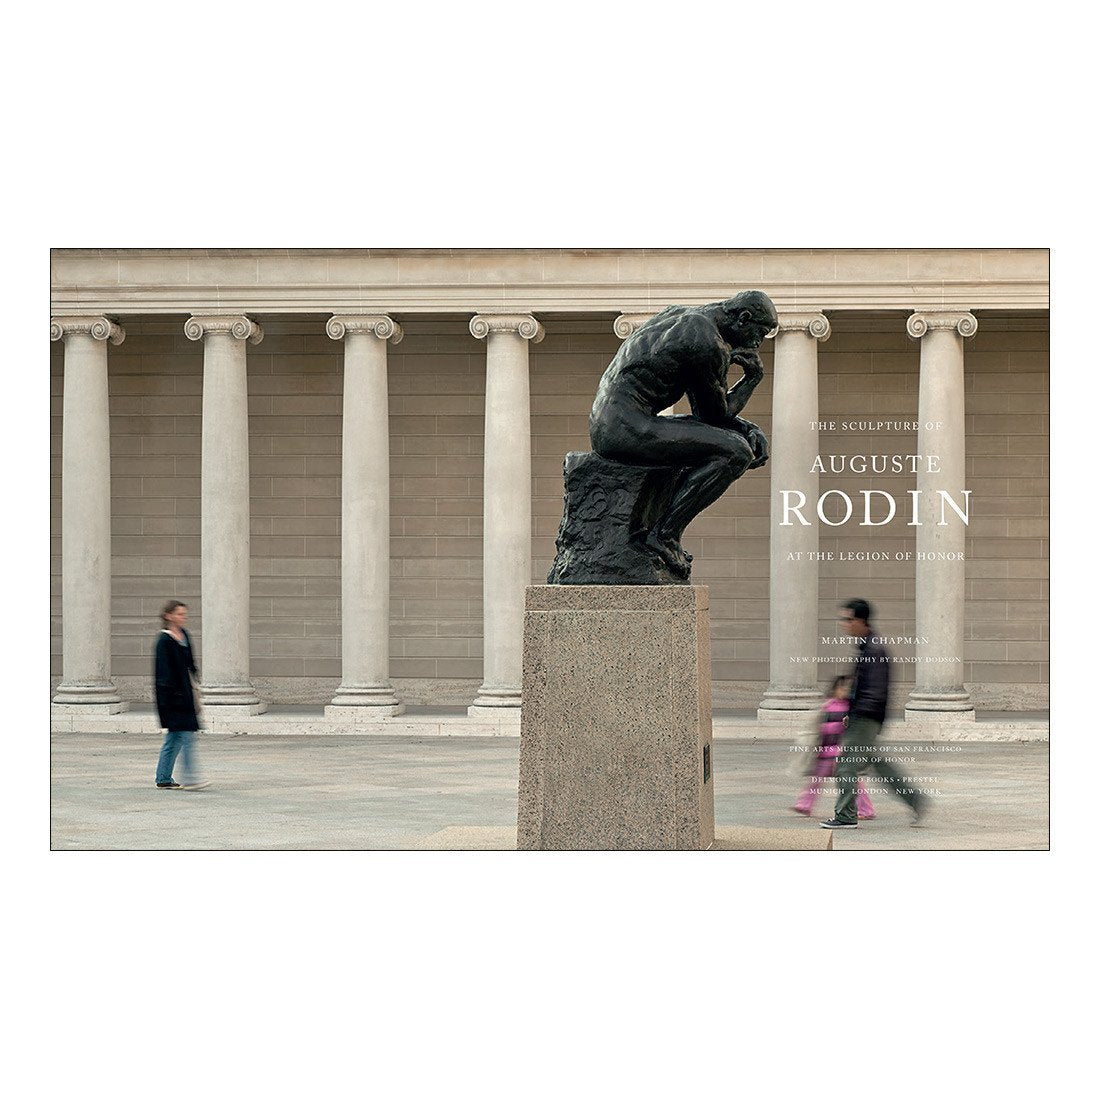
[51, 731, 1048, 850]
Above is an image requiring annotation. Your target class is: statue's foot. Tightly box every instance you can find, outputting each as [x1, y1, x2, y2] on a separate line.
[645, 530, 691, 577]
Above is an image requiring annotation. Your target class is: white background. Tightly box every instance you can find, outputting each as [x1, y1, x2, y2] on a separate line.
[7, 2, 1086, 1096]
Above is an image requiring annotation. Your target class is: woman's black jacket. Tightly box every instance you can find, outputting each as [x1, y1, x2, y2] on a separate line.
[154, 629, 201, 732]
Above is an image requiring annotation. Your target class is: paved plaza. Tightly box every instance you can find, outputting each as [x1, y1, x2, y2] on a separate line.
[51, 728, 1049, 851]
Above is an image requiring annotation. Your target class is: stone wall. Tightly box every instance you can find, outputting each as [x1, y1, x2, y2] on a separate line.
[388, 320, 486, 702]
[962, 315, 1049, 706]
[50, 312, 1048, 709]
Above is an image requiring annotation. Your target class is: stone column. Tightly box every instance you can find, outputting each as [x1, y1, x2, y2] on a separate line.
[758, 312, 830, 718]
[613, 314, 655, 341]
[325, 315, 404, 717]
[905, 310, 977, 719]
[468, 314, 544, 716]
[51, 316, 128, 713]
[185, 314, 267, 714]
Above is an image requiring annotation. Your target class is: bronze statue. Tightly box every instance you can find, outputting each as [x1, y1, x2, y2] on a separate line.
[549, 290, 777, 584]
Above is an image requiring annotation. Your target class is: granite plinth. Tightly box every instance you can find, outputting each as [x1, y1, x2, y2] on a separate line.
[201, 702, 269, 717]
[547, 452, 688, 585]
[51, 701, 128, 715]
[518, 584, 714, 850]
[905, 692, 977, 719]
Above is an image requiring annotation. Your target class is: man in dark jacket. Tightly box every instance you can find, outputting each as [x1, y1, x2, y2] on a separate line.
[821, 598, 926, 829]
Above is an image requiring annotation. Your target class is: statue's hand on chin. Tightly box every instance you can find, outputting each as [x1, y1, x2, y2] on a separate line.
[730, 349, 764, 379]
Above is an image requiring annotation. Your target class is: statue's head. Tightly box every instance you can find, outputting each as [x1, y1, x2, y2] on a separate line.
[715, 290, 779, 349]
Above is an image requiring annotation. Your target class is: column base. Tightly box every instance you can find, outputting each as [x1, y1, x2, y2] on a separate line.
[468, 686, 521, 718]
[326, 685, 403, 711]
[905, 690, 975, 720]
[757, 689, 822, 720]
[200, 684, 267, 715]
[325, 688, 405, 719]
[52, 682, 128, 713]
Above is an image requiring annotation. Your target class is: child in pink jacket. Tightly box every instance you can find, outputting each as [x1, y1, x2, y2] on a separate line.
[792, 675, 875, 818]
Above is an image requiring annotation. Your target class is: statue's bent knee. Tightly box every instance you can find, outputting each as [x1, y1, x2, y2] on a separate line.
[723, 436, 754, 475]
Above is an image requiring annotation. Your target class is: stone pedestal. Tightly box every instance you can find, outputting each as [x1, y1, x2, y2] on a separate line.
[518, 585, 715, 850]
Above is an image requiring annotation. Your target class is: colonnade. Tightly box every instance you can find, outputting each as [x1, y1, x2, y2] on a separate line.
[755, 309, 977, 720]
[51, 307, 977, 719]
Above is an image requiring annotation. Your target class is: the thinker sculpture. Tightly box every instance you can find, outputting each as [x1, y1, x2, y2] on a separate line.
[548, 290, 778, 584]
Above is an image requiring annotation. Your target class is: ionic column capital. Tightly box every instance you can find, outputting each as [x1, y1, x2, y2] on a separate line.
[613, 313, 656, 339]
[906, 311, 978, 339]
[770, 312, 831, 341]
[469, 314, 545, 343]
[184, 314, 264, 344]
[327, 314, 403, 344]
[50, 316, 125, 345]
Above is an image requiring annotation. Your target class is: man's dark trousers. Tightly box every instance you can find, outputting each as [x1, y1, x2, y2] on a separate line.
[833, 716, 922, 824]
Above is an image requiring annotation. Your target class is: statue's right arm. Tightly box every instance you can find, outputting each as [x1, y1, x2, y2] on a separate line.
[726, 350, 764, 418]
[676, 319, 732, 428]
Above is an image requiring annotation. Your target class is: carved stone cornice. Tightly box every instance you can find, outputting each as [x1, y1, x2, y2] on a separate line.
[906, 311, 978, 339]
[771, 311, 830, 341]
[49, 249, 1050, 315]
[613, 313, 656, 339]
[469, 314, 545, 342]
[50, 315, 125, 345]
[184, 314, 264, 344]
[326, 314, 403, 343]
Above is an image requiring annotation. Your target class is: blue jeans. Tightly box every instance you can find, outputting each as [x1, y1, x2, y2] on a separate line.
[156, 729, 197, 785]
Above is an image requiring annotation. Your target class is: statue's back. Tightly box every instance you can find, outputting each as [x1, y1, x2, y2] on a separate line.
[593, 304, 703, 418]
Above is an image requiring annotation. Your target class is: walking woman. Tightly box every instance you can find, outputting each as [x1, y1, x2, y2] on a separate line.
[153, 600, 208, 790]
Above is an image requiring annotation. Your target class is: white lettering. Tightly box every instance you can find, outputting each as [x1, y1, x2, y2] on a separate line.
[860, 490, 896, 527]
[938, 489, 971, 526]
[817, 490, 853, 527]
[780, 490, 810, 526]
